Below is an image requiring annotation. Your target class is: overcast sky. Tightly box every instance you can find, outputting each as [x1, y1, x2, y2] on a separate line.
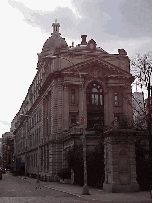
[0, 0, 152, 137]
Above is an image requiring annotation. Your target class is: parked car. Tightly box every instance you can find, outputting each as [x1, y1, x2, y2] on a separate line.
[0, 168, 2, 179]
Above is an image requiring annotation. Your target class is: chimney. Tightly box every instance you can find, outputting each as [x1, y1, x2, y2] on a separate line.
[81, 35, 87, 45]
[72, 41, 74, 47]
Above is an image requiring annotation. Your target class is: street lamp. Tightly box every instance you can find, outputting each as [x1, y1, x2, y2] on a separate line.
[46, 54, 89, 194]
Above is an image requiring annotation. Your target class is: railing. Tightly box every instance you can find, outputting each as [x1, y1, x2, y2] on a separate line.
[69, 126, 83, 135]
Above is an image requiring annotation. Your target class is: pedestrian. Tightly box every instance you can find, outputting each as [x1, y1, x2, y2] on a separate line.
[35, 175, 41, 189]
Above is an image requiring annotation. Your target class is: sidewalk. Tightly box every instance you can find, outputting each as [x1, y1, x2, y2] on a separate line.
[18, 176, 151, 202]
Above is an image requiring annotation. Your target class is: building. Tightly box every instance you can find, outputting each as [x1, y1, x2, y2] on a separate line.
[2, 132, 14, 169]
[13, 20, 134, 180]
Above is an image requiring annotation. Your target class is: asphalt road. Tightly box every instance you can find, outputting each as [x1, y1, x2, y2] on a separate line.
[0, 172, 88, 203]
[0, 173, 151, 203]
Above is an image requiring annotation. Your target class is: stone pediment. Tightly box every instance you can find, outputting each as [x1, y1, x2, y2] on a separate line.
[62, 57, 132, 81]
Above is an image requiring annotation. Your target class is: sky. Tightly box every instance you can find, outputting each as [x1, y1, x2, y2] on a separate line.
[0, 0, 152, 137]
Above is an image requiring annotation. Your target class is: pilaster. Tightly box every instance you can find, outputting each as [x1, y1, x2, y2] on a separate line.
[78, 84, 85, 126]
[51, 80, 58, 138]
[63, 85, 69, 130]
[107, 88, 114, 125]
[57, 78, 63, 136]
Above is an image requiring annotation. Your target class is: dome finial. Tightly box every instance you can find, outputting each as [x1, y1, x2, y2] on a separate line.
[52, 20, 60, 34]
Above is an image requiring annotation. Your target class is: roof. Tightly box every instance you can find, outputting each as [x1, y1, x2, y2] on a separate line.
[41, 20, 68, 55]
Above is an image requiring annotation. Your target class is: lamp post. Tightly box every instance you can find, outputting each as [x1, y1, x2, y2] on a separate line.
[46, 54, 89, 194]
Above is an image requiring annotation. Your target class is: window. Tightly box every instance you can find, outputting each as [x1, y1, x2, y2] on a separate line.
[71, 89, 75, 104]
[87, 83, 104, 128]
[71, 115, 76, 124]
[114, 93, 119, 105]
[34, 154, 35, 167]
[114, 113, 121, 123]
[87, 83, 103, 106]
[114, 116, 119, 123]
[47, 144, 49, 171]
[41, 148, 43, 171]
[36, 153, 37, 167]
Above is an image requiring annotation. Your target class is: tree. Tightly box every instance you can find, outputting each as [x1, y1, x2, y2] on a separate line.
[65, 141, 105, 187]
[130, 52, 152, 190]
[130, 52, 152, 127]
[130, 51, 152, 150]
[130, 51, 152, 93]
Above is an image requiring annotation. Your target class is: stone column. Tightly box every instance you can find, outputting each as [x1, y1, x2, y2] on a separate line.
[107, 88, 114, 125]
[63, 85, 69, 130]
[51, 80, 58, 139]
[57, 78, 63, 134]
[103, 129, 139, 193]
[104, 91, 109, 126]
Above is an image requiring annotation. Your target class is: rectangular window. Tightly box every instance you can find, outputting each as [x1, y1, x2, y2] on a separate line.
[34, 154, 35, 167]
[71, 115, 76, 124]
[47, 144, 49, 171]
[114, 113, 121, 123]
[41, 148, 43, 171]
[31, 155, 33, 167]
[114, 93, 119, 105]
[36, 153, 37, 168]
[71, 89, 75, 104]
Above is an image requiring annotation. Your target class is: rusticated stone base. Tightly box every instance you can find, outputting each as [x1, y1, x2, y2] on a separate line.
[103, 182, 139, 193]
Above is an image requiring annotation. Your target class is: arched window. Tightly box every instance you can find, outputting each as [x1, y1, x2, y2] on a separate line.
[87, 83, 103, 106]
[86, 83, 104, 129]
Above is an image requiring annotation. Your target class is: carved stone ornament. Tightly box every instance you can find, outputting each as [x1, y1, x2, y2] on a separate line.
[92, 68, 100, 78]
[87, 39, 97, 51]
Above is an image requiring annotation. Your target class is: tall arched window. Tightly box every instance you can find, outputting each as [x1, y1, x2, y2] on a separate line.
[86, 83, 104, 129]
[87, 83, 103, 106]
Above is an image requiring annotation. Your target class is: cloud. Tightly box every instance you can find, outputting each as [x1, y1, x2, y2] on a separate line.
[8, 0, 80, 38]
[8, 0, 152, 43]
[0, 120, 10, 127]
[72, 0, 152, 39]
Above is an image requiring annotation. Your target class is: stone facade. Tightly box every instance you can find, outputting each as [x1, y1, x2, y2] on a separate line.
[103, 129, 139, 192]
[13, 20, 134, 180]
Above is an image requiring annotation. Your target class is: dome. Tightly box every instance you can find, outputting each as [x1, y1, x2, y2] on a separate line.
[41, 20, 68, 54]
[42, 35, 68, 53]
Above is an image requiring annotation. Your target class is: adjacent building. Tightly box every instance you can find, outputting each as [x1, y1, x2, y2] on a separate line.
[13, 20, 134, 180]
[2, 132, 14, 169]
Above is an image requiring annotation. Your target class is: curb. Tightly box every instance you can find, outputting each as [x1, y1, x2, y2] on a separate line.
[17, 177, 152, 202]
[18, 177, 87, 200]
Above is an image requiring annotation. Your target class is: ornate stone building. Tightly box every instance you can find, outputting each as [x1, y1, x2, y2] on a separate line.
[13, 20, 134, 180]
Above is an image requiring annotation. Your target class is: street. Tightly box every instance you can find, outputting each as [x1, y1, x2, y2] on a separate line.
[0, 172, 151, 203]
[0, 172, 88, 203]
